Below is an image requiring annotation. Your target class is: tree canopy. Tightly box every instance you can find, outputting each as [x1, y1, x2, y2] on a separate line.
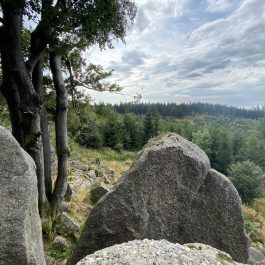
[0, 0, 137, 218]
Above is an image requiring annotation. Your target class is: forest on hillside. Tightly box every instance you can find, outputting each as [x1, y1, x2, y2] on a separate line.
[66, 101, 265, 203]
[2, 95, 265, 203]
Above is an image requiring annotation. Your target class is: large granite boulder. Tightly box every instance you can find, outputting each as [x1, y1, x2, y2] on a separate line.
[68, 133, 249, 264]
[0, 126, 46, 265]
[76, 239, 246, 265]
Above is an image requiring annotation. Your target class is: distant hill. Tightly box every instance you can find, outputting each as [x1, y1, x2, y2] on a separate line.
[111, 102, 265, 119]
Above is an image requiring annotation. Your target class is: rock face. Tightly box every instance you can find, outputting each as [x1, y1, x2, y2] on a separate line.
[68, 133, 249, 264]
[76, 239, 246, 265]
[248, 247, 265, 265]
[60, 212, 81, 233]
[0, 126, 46, 265]
[90, 184, 109, 203]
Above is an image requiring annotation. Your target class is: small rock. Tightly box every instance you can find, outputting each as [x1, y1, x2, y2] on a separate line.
[248, 247, 265, 265]
[59, 203, 70, 213]
[89, 157, 100, 166]
[87, 170, 97, 180]
[61, 213, 80, 233]
[255, 261, 265, 265]
[90, 184, 109, 203]
[259, 247, 265, 256]
[95, 168, 104, 178]
[65, 184, 73, 202]
[71, 161, 89, 171]
[44, 253, 54, 265]
[52, 235, 69, 249]
[103, 175, 112, 184]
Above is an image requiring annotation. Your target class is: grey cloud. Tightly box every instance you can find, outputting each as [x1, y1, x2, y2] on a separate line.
[186, 72, 203, 78]
[135, 9, 150, 32]
[121, 50, 148, 66]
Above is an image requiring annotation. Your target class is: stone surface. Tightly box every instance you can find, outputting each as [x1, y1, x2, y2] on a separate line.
[76, 239, 245, 265]
[67, 133, 249, 264]
[60, 212, 81, 233]
[248, 247, 265, 264]
[70, 161, 89, 171]
[90, 184, 109, 203]
[89, 157, 100, 166]
[52, 236, 69, 249]
[255, 261, 265, 265]
[44, 253, 54, 265]
[0, 126, 46, 265]
[64, 184, 73, 202]
[87, 170, 97, 180]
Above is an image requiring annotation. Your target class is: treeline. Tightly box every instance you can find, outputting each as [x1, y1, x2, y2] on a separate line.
[64, 101, 265, 176]
[67, 104, 160, 151]
[113, 102, 265, 119]
[2, 96, 265, 201]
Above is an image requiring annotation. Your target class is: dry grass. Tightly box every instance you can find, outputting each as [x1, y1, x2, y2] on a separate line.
[242, 204, 265, 246]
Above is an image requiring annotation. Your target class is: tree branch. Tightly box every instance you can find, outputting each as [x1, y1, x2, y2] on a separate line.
[26, 0, 63, 73]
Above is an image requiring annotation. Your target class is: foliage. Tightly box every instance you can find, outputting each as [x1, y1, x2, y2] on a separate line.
[243, 205, 265, 245]
[143, 107, 160, 144]
[192, 129, 212, 156]
[0, 95, 10, 129]
[209, 128, 233, 174]
[228, 161, 265, 203]
[64, 101, 265, 177]
[114, 102, 265, 119]
[48, 245, 72, 259]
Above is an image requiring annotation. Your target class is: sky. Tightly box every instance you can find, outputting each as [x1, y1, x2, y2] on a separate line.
[85, 0, 265, 107]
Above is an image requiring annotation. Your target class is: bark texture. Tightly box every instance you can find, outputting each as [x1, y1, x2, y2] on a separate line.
[0, 1, 48, 217]
[50, 51, 69, 217]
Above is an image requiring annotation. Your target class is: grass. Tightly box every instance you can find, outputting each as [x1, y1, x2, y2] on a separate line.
[243, 204, 265, 247]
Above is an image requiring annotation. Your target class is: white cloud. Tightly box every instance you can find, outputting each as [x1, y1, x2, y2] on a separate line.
[84, 0, 265, 107]
[206, 0, 232, 12]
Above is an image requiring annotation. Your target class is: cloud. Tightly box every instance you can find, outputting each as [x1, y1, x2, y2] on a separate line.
[134, 8, 150, 33]
[206, 0, 232, 12]
[121, 50, 148, 66]
[83, 0, 265, 107]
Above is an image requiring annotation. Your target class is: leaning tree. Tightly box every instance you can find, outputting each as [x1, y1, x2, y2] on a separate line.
[0, 0, 136, 219]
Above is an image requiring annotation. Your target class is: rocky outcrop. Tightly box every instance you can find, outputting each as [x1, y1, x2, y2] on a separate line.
[0, 126, 46, 265]
[76, 239, 246, 265]
[68, 133, 249, 264]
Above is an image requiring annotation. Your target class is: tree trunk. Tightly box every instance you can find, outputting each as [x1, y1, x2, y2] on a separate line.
[33, 57, 53, 203]
[41, 105, 53, 202]
[50, 51, 69, 218]
[0, 62, 22, 143]
[1, 1, 48, 217]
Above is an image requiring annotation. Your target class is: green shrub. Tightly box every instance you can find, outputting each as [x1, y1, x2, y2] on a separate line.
[228, 161, 265, 203]
[49, 245, 72, 259]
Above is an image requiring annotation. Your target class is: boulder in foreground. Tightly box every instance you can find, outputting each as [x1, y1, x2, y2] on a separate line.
[76, 239, 246, 265]
[0, 126, 46, 265]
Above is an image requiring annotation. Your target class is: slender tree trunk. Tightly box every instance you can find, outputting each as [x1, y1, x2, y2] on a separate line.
[50, 51, 69, 218]
[41, 105, 53, 202]
[33, 57, 53, 202]
[1, 1, 48, 217]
